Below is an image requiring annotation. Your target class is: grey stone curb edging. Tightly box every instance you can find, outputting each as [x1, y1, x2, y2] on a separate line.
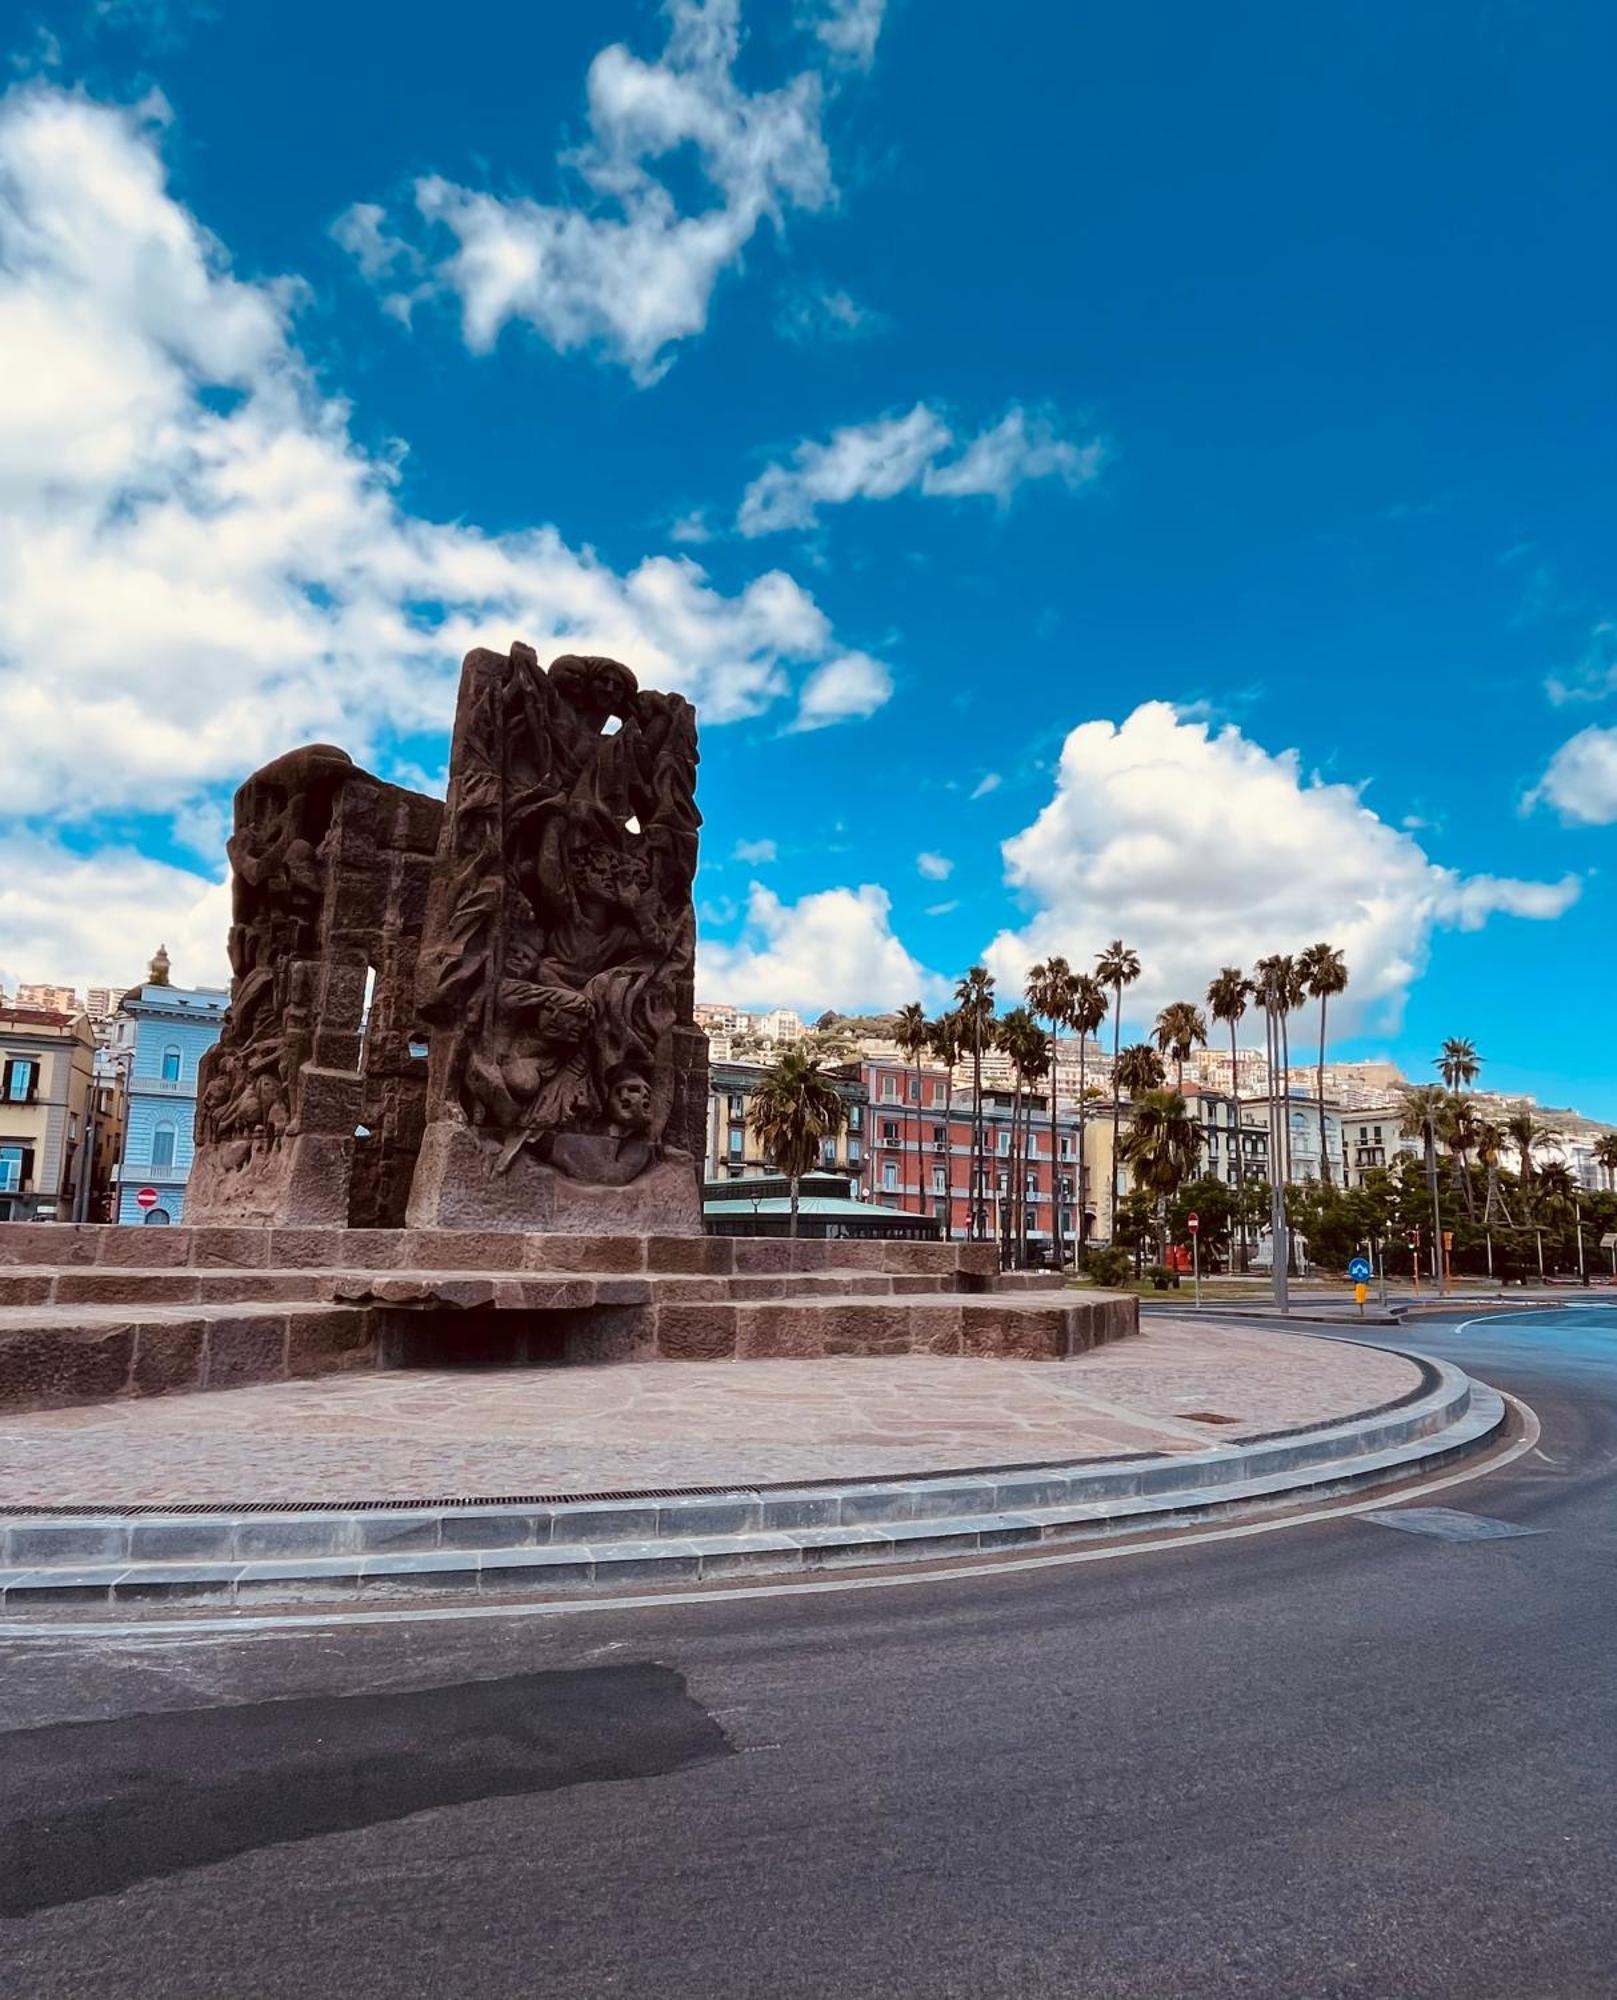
[0, 1354, 1504, 1611]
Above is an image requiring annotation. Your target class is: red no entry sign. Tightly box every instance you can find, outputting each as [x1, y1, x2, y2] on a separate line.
[135, 1187, 159, 1210]
[1187, 1212, 1199, 1233]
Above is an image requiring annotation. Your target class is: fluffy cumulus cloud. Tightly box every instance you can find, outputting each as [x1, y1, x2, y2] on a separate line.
[0, 834, 231, 995]
[0, 84, 893, 962]
[699, 883, 944, 1011]
[809, 0, 886, 68]
[982, 703, 1579, 1033]
[338, 0, 842, 382]
[1529, 726, 1617, 826]
[789, 650, 894, 730]
[738, 402, 1103, 535]
[916, 851, 953, 880]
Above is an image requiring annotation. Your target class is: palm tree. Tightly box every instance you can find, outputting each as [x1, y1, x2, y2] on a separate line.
[1505, 1105, 1555, 1194]
[1152, 1000, 1209, 1093]
[1116, 1043, 1167, 1098]
[1299, 943, 1348, 1185]
[1437, 1037, 1481, 1094]
[747, 1050, 848, 1237]
[1437, 1092, 1481, 1221]
[954, 966, 996, 1241]
[1594, 1133, 1617, 1191]
[1276, 954, 1306, 1183]
[1398, 1084, 1449, 1281]
[1095, 940, 1141, 1243]
[997, 1006, 1050, 1264]
[1475, 1117, 1515, 1228]
[1119, 1087, 1204, 1262]
[895, 1001, 931, 1221]
[927, 1010, 963, 1238]
[1025, 956, 1077, 1268]
[1067, 973, 1110, 1266]
[1207, 968, 1253, 1264]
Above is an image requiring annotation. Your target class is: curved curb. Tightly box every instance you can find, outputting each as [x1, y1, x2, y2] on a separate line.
[0, 1342, 1506, 1614]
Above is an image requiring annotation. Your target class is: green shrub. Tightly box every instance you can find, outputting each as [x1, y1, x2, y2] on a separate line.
[1083, 1246, 1131, 1288]
[1144, 1263, 1178, 1290]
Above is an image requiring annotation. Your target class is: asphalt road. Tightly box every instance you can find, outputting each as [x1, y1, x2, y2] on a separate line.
[2, 1305, 1614, 2000]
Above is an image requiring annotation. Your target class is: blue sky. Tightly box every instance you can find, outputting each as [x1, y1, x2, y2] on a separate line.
[1, 0, 1613, 1113]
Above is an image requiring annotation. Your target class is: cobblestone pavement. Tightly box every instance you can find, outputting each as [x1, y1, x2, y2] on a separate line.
[0, 1321, 1422, 1506]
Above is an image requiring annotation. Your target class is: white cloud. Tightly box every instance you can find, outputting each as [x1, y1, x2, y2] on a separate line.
[699, 882, 944, 1012]
[809, 0, 886, 68]
[1546, 620, 1617, 705]
[924, 899, 959, 917]
[340, 0, 839, 383]
[969, 772, 1002, 800]
[0, 85, 892, 837]
[1529, 726, 1617, 826]
[789, 650, 894, 730]
[982, 702, 1579, 1035]
[916, 851, 953, 880]
[0, 834, 228, 995]
[775, 279, 882, 344]
[738, 401, 1102, 535]
[732, 837, 778, 864]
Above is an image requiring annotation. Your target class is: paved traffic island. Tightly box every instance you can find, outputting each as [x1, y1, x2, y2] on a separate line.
[0, 1320, 1509, 1613]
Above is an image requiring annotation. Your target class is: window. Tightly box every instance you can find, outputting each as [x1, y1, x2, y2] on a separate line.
[908, 1077, 920, 1103]
[1025, 1173, 1038, 1199]
[846, 1103, 862, 1132]
[728, 1093, 746, 1119]
[847, 1140, 861, 1164]
[3, 1059, 39, 1104]
[160, 1044, 182, 1083]
[150, 1123, 177, 1172]
[820, 1138, 838, 1166]
[933, 1199, 948, 1221]
[882, 1120, 900, 1145]
[932, 1124, 947, 1152]
[997, 1130, 1010, 1156]
[931, 1166, 946, 1194]
[881, 1076, 898, 1102]
[881, 1159, 897, 1191]
[997, 1171, 1008, 1195]
[1059, 1135, 1071, 1159]
[143, 1207, 171, 1227]
[0, 1144, 23, 1193]
[727, 1129, 743, 1158]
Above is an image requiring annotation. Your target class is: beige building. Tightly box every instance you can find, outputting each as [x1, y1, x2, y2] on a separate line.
[0, 1007, 98, 1221]
[13, 982, 79, 1015]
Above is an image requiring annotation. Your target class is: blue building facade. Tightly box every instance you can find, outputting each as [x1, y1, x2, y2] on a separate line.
[110, 976, 228, 1226]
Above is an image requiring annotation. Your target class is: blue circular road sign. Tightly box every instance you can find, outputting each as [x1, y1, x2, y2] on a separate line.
[1347, 1256, 1372, 1282]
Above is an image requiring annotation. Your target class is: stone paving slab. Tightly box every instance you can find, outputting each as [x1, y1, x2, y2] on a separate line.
[0, 1320, 1421, 1506]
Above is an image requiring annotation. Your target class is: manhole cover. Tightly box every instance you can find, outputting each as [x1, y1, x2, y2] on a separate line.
[1364, 1508, 1541, 1542]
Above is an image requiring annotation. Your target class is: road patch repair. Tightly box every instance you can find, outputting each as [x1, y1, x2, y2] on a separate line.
[1363, 1506, 1542, 1542]
[0, 1321, 1508, 1613]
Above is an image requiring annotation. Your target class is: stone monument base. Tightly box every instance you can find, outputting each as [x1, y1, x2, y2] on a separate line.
[404, 1122, 703, 1235]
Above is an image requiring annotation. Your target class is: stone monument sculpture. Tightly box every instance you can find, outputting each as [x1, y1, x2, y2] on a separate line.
[187, 643, 707, 1234]
[187, 746, 444, 1228]
[405, 645, 706, 1232]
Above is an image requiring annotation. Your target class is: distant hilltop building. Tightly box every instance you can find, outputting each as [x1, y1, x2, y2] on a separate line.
[14, 981, 79, 1015]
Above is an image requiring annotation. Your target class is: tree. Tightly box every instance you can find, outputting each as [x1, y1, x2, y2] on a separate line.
[1276, 954, 1306, 1182]
[1299, 943, 1348, 1185]
[1398, 1084, 1449, 1280]
[1119, 1088, 1204, 1261]
[746, 1051, 848, 1237]
[1594, 1133, 1617, 1191]
[1026, 956, 1077, 1267]
[1116, 1043, 1167, 1098]
[1207, 967, 1254, 1265]
[1095, 940, 1141, 1243]
[1437, 1037, 1481, 1093]
[1068, 973, 1110, 1266]
[927, 1010, 963, 1238]
[954, 966, 996, 1241]
[998, 1006, 1050, 1264]
[895, 1001, 931, 1221]
[1436, 1091, 1481, 1221]
[1152, 1000, 1208, 1093]
[1505, 1105, 1556, 1195]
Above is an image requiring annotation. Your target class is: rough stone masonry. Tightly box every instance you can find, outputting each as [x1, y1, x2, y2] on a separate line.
[188, 645, 708, 1235]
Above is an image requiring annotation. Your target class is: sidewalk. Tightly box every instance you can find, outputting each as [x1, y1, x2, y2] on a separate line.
[0, 1319, 1425, 1507]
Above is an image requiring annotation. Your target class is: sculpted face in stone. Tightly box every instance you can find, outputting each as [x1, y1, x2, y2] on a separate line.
[605, 1070, 653, 1138]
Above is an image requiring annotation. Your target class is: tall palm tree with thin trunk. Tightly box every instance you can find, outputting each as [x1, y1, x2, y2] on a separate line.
[1594, 1133, 1617, 1191]
[998, 1007, 1050, 1264]
[1399, 1084, 1449, 1280]
[1068, 973, 1110, 1266]
[954, 967, 996, 1241]
[1116, 1043, 1167, 1097]
[1153, 1000, 1208, 1093]
[1119, 1088, 1204, 1263]
[895, 1001, 931, 1221]
[1025, 957, 1077, 1267]
[1299, 943, 1348, 1185]
[1095, 941, 1141, 1243]
[927, 1011, 962, 1238]
[1505, 1105, 1554, 1196]
[747, 1051, 848, 1238]
[1276, 954, 1306, 1184]
[1207, 968, 1253, 1264]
